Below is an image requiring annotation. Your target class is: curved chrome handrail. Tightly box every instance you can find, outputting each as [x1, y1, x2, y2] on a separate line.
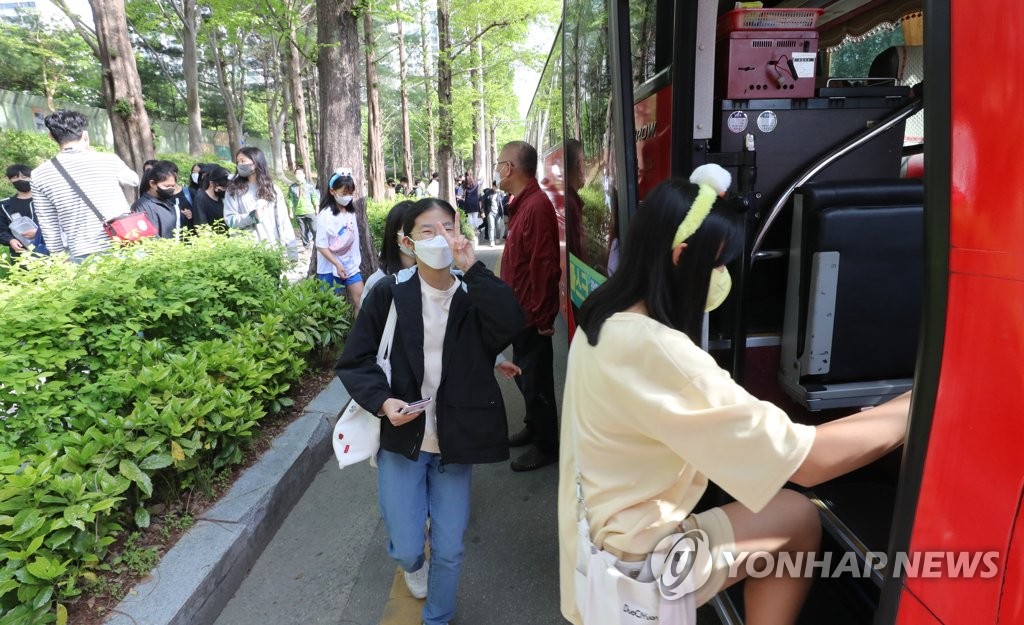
[749, 96, 925, 261]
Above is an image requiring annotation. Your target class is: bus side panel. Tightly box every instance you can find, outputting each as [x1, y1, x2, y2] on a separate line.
[634, 85, 672, 200]
[899, 275, 1023, 624]
[898, 1, 1024, 621]
[896, 590, 943, 625]
[539, 147, 572, 331]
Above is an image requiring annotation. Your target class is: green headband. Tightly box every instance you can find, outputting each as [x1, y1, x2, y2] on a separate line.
[671, 184, 718, 248]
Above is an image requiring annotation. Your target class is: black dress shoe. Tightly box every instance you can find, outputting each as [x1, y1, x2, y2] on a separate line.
[508, 428, 533, 447]
[511, 447, 558, 472]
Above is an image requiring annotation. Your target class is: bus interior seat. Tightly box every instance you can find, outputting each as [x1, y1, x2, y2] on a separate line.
[779, 179, 924, 411]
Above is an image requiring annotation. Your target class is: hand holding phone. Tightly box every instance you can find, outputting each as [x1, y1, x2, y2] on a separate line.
[398, 397, 433, 415]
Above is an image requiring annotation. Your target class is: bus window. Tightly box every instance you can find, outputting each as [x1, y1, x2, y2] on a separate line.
[827, 17, 923, 144]
[563, 0, 622, 296]
[629, 0, 671, 88]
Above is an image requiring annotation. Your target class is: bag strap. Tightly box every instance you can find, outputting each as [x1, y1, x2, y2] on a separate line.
[378, 300, 398, 362]
[571, 416, 592, 527]
[51, 157, 109, 227]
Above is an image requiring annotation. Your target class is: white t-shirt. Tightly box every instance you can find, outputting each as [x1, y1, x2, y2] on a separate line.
[419, 276, 460, 453]
[427, 179, 440, 197]
[315, 208, 361, 277]
[557, 312, 816, 624]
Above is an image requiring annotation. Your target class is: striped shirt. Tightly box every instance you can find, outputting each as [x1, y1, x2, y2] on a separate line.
[31, 147, 140, 258]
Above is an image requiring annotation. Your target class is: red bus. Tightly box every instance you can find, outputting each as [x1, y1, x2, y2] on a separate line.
[525, 0, 1024, 623]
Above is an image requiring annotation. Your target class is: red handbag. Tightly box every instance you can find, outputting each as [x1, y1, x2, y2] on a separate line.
[104, 213, 158, 242]
[51, 157, 158, 243]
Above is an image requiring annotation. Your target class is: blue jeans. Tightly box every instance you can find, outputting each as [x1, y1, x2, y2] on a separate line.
[377, 450, 472, 625]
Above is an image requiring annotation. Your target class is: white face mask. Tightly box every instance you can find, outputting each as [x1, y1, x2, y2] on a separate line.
[335, 194, 353, 206]
[191, 173, 200, 184]
[397, 232, 415, 257]
[413, 235, 453, 269]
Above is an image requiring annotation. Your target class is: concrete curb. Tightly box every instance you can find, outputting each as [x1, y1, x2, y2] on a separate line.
[103, 378, 349, 625]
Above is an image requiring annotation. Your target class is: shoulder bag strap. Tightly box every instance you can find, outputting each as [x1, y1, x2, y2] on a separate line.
[51, 157, 109, 227]
[378, 300, 399, 361]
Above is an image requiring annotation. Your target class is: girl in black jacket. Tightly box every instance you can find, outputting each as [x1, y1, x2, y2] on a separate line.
[336, 198, 524, 625]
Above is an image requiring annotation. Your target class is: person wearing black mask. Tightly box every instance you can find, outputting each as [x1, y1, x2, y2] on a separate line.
[158, 161, 194, 229]
[193, 166, 230, 233]
[0, 164, 48, 256]
[131, 161, 183, 239]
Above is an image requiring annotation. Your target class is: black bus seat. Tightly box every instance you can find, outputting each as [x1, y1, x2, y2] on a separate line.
[779, 180, 924, 410]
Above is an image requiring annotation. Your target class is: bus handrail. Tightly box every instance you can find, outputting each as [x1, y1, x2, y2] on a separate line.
[749, 94, 925, 262]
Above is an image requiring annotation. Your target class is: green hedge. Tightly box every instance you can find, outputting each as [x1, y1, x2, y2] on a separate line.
[0, 234, 350, 623]
[0, 130, 233, 199]
[365, 197, 477, 254]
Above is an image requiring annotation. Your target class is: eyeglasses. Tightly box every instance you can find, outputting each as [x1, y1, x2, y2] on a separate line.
[496, 160, 514, 169]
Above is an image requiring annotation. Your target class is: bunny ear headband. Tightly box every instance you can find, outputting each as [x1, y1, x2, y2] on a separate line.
[671, 163, 732, 249]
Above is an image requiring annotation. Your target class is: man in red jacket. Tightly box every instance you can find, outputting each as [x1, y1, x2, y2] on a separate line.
[497, 141, 561, 471]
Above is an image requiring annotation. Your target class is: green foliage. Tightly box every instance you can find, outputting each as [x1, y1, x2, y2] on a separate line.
[0, 14, 103, 108]
[366, 197, 392, 249]
[0, 234, 350, 621]
[828, 24, 905, 79]
[0, 130, 58, 199]
[0, 130, 57, 169]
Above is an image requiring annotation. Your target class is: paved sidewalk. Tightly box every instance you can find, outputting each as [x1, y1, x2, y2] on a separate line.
[215, 246, 568, 625]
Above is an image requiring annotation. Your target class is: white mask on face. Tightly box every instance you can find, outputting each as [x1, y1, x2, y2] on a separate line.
[413, 235, 454, 269]
[397, 232, 415, 257]
[191, 173, 200, 184]
[335, 194, 353, 206]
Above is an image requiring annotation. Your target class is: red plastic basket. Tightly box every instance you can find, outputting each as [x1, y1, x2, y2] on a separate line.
[719, 8, 824, 32]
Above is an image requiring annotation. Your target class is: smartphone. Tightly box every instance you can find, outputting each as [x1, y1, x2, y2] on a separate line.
[398, 397, 433, 415]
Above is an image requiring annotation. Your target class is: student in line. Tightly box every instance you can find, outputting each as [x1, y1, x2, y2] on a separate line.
[337, 198, 525, 625]
[558, 166, 911, 625]
[223, 147, 296, 250]
[314, 173, 364, 312]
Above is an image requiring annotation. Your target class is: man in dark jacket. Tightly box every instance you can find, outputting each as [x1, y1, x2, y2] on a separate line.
[497, 140, 562, 471]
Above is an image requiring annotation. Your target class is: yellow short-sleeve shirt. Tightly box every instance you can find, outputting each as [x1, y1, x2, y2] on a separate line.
[557, 312, 816, 624]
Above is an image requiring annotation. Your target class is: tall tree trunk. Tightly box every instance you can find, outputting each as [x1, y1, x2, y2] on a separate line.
[182, 0, 203, 156]
[288, 27, 312, 171]
[211, 30, 243, 154]
[436, 0, 454, 203]
[396, 3, 413, 182]
[304, 63, 321, 169]
[363, 7, 386, 199]
[265, 42, 285, 176]
[282, 74, 296, 170]
[319, 0, 377, 276]
[475, 35, 488, 180]
[419, 0, 436, 175]
[88, 0, 154, 172]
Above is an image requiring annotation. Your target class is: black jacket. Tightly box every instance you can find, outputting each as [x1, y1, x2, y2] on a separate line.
[336, 261, 526, 465]
[130, 194, 178, 239]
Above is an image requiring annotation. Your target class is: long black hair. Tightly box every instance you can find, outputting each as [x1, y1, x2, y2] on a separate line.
[577, 178, 743, 346]
[379, 200, 415, 275]
[402, 197, 457, 237]
[319, 174, 356, 215]
[227, 147, 276, 202]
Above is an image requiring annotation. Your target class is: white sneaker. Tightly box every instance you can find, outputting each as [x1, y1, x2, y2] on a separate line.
[404, 561, 429, 599]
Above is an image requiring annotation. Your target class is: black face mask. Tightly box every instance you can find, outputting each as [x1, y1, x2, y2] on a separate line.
[214, 188, 226, 198]
[12, 180, 31, 193]
[156, 187, 176, 200]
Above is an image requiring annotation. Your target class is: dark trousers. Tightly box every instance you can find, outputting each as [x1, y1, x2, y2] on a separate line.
[512, 329, 559, 454]
[296, 215, 315, 246]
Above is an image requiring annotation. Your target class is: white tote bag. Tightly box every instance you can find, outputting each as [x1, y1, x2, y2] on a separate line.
[572, 420, 698, 625]
[333, 300, 398, 469]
